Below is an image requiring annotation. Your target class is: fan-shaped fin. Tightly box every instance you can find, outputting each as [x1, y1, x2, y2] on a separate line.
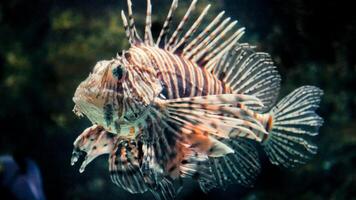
[210, 138, 261, 187]
[150, 178, 177, 200]
[263, 86, 323, 168]
[177, 148, 217, 193]
[142, 112, 182, 168]
[140, 93, 265, 181]
[213, 44, 281, 111]
[109, 139, 148, 194]
[140, 143, 179, 200]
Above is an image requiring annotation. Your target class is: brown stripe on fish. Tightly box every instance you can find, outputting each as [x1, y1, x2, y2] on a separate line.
[128, 44, 230, 100]
[129, 49, 159, 101]
[141, 46, 183, 98]
[179, 57, 193, 97]
[165, 52, 187, 97]
[140, 46, 175, 98]
[157, 49, 180, 98]
[151, 48, 176, 99]
[191, 60, 204, 96]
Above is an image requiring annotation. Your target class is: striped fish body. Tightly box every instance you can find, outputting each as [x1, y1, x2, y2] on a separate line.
[128, 44, 273, 142]
[71, 0, 323, 199]
[128, 44, 230, 99]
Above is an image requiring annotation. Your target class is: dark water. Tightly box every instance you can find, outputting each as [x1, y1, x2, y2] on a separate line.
[0, 0, 355, 199]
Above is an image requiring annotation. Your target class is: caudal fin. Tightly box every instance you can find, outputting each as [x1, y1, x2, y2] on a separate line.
[263, 86, 323, 168]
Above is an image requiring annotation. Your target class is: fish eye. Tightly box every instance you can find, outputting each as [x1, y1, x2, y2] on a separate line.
[112, 64, 125, 80]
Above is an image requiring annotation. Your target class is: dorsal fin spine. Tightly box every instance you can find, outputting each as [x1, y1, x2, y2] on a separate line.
[205, 28, 245, 70]
[193, 20, 238, 61]
[171, 4, 211, 53]
[165, 0, 198, 50]
[156, 0, 179, 46]
[185, 17, 231, 59]
[121, 10, 133, 44]
[144, 0, 154, 45]
[205, 28, 245, 63]
[127, 0, 142, 44]
[182, 11, 225, 56]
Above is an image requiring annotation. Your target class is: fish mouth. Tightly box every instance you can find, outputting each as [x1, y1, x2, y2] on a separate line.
[72, 105, 84, 118]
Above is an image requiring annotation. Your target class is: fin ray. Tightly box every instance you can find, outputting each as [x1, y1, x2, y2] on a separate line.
[166, 0, 198, 50]
[214, 44, 281, 111]
[210, 139, 260, 187]
[171, 4, 211, 53]
[263, 86, 323, 168]
[144, 0, 154, 45]
[156, 0, 179, 46]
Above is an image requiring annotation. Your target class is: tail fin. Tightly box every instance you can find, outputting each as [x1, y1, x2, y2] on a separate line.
[263, 86, 323, 168]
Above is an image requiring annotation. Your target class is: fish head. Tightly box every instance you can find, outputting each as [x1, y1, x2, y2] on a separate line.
[72, 51, 161, 134]
[71, 125, 117, 173]
[72, 57, 125, 132]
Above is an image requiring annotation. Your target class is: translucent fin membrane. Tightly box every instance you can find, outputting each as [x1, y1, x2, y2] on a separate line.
[214, 44, 281, 111]
[109, 140, 148, 193]
[154, 178, 177, 200]
[263, 86, 323, 168]
[210, 139, 260, 187]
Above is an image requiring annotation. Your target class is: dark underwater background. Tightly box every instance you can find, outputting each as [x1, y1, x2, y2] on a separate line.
[0, 0, 355, 199]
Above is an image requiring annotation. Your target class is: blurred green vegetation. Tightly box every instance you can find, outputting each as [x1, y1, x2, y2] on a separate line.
[0, 0, 355, 199]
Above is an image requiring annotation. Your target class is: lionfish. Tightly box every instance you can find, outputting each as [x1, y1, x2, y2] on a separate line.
[70, 0, 323, 199]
